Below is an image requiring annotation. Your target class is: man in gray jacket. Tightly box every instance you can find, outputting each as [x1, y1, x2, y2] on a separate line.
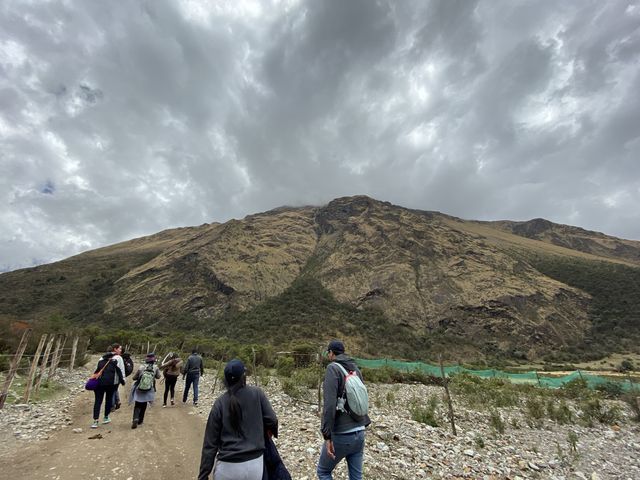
[317, 340, 370, 480]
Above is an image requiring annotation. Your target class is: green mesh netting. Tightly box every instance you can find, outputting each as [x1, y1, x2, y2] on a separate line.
[354, 357, 640, 392]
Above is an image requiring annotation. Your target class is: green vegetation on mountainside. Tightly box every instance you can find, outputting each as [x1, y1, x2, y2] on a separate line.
[208, 277, 412, 356]
[529, 255, 640, 360]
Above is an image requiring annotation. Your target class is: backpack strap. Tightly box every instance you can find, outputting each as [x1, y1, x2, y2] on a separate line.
[331, 362, 350, 398]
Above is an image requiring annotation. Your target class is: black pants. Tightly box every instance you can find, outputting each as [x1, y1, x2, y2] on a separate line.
[163, 374, 178, 405]
[93, 384, 117, 420]
[133, 401, 148, 424]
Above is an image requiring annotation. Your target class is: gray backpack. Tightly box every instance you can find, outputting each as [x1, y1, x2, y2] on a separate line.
[332, 362, 369, 417]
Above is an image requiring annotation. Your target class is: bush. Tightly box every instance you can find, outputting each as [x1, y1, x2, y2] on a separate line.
[275, 356, 295, 377]
[560, 378, 591, 400]
[621, 392, 640, 421]
[409, 395, 439, 427]
[579, 398, 620, 426]
[547, 399, 574, 424]
[595, 381, 624, 398]
[525, 397, 545, 427]
[489, 409, 505, 434]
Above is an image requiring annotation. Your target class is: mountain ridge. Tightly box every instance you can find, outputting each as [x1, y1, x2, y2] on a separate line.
[1, 195, 639, 361]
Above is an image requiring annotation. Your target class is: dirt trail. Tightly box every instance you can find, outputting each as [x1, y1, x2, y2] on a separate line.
[0, 386, 206, 480]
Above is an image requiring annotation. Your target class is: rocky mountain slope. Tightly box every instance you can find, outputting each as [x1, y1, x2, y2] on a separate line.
[2, 196, 640, 360]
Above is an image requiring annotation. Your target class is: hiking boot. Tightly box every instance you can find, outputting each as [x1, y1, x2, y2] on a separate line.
[102, 416, 111, 424]
[91, 420, 99, 429]
[131, 420, 138, 429]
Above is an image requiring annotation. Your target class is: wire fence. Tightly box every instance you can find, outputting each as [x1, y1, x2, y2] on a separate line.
[354, 357, 640, 392]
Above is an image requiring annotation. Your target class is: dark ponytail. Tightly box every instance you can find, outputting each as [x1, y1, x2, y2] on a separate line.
[226, 374, 246, 435]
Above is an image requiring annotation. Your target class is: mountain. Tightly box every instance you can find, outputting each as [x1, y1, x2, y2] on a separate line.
[2, 196, 640, 361]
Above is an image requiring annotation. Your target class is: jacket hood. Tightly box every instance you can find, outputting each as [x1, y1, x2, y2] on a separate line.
[334, 354, 358, 371]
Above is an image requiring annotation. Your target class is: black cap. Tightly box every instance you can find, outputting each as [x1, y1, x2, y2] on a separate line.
[327, 340, 345, 354]
[224, 359, 245, 383]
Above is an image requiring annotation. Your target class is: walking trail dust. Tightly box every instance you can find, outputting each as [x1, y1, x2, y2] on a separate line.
[0, 381, 206, 479]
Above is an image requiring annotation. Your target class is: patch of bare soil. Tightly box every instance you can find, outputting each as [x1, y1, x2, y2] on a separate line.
[0, 386, 205, 480]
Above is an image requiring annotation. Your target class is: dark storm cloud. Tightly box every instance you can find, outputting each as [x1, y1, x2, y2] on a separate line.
[1, 0, 639, 271]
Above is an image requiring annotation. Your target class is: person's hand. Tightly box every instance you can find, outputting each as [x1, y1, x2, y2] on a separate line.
[326, 440, 335, 460]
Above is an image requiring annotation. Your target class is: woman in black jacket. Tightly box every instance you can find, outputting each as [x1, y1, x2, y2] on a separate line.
[198, 359, 278, 480]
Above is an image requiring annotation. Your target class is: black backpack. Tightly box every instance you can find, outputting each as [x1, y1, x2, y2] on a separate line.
[122, 353, 134, 377]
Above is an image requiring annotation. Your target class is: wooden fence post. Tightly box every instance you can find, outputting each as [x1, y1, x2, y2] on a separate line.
[34, 335, 55, 395]
[48, 335, 67, 379]
[68, 337, 79, 371]
[23, 334, 48, 403]
[439, 354, 457, 436]
[48, 335, 62, 379]
[0, 329, 33, 409]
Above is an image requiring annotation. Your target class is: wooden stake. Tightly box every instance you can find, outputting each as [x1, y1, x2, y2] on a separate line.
[439, 354, 457, 436]
[34, 335, 55, 395]
[252, 347, 258, 386]
[48, 335, 67, 379]
[23, 334, 47, 403]
[0, 329, 32, 409]
[68, 337, 79, 371]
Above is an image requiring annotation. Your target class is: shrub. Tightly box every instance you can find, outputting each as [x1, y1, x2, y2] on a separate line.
[275, 356, 295, 377]
[560, 378, 590, 400]
[595, 381, 624, 398]
[525, 397, 545, 427]
[621, 392, 640, 421]
[489, 409, 505, 434]
[409, 395, 439, 427]
[547, 399, 574, 424]
[579, 398, 620, 426]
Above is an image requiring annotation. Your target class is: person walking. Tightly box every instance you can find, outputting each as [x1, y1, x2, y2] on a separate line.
[198, 359, 278, 480]
[91, 343, 126, 428]
[317, 340, 370, 480]
[129, 352, 161, 429]
[160, 352, 182, 407]
[182, 348, 204, 406]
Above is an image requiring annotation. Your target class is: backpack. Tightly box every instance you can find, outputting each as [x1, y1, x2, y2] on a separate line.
[137, 364, 155, 392]
[332, 362, 369, 417]
[122, 353, 134, 377]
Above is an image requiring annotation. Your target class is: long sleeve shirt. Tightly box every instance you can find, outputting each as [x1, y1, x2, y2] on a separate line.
[198, 385, 278, 480]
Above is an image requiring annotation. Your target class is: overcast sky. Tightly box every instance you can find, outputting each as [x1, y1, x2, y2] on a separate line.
[1, 0, 639, 272]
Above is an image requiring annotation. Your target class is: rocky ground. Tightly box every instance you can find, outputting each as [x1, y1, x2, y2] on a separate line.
[0, 362, 639, 479]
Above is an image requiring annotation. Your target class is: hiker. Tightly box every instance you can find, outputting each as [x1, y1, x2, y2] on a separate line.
[91, 343, 126, 428]
[110, 345, 133, 413]
[182, 348, 204, 406]
[317, 340, 370, 480]
[129, 352, 161, 429]
[160, 352, 182, 407]
[198, 359, 279, 480]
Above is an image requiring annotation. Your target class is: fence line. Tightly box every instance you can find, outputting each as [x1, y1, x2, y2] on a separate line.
[354, 357, 640, 392]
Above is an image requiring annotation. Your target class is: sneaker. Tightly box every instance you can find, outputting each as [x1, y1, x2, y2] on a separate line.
[162, 404, 167, 408]
[102, 416, 111, 424]
[131, 420, 137, 429]
[171, 400, 175, 406]
[114, 402, 121, 410]
[91, 421, 99, 429]
[193, 402, 198, 406]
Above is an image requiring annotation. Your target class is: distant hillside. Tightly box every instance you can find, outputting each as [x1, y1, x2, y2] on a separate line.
[2, 195, 640, 362]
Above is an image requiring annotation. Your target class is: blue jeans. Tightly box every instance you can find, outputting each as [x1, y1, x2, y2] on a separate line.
[317, 430, 365, 480]
[183, 373, 200, 403]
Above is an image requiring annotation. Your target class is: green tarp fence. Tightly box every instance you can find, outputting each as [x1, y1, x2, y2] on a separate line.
[353, 357, 640, 392]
